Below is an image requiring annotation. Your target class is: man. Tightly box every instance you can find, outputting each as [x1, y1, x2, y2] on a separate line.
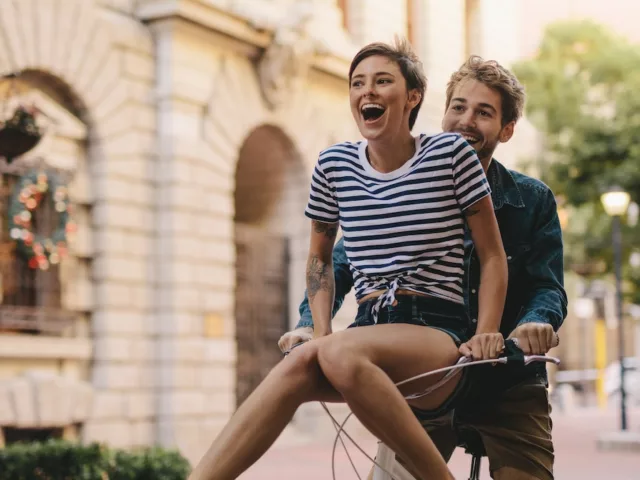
[279, 56, 567, 480]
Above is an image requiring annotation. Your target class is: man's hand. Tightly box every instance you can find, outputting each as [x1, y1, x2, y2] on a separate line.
[459, 332, 504, 360]
[278, 327, 313, 353]
[507, 323, 559, 355]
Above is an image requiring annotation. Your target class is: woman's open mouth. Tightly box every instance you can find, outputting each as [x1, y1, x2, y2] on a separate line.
[361, 103, 386, 124]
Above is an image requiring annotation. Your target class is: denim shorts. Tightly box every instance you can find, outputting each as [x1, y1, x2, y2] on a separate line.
[349, 294, 471, 420]
[349, 294, 469, 346]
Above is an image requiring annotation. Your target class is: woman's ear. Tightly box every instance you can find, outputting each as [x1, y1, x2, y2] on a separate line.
[407, 89, 422, 110]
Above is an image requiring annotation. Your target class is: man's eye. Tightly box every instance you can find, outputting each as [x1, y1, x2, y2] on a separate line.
[453, 105, 464, 111]
[480, 110, 492, 117]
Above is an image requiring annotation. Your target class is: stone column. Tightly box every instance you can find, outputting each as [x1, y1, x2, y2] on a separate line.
[150, 19, 237, 464]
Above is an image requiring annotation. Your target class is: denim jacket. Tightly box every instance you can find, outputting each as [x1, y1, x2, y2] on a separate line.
[296, 160, 568, 384]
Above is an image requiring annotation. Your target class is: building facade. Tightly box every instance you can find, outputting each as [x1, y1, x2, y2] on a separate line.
[0, 0, 527, 464]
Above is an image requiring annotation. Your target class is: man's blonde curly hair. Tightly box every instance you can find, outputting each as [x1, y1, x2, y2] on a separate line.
[445, 55, 525, 126]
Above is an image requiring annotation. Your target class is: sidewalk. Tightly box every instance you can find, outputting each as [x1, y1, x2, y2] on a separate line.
[239, 407, 640, 479]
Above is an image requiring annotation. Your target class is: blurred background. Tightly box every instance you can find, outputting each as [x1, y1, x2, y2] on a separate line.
[0, 0, 639, 478]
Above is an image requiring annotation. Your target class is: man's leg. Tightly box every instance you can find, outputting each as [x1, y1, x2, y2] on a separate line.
[458, 377, 554, 480]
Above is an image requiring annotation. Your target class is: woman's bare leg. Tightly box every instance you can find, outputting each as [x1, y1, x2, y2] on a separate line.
[190, 324, 462, 480]
[317, 324, 462, 480]
[188, 343, 341, 480]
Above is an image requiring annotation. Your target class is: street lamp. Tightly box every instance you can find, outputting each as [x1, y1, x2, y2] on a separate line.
[600, 186, 631, 431]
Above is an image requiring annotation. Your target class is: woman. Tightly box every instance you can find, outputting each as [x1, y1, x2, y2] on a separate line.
[190, 39, 507, 480]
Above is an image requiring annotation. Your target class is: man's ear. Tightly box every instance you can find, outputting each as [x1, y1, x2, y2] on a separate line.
[499, 121, 515, 143]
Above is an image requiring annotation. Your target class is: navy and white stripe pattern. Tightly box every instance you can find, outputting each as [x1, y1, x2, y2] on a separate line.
[305, 133, 491, 319]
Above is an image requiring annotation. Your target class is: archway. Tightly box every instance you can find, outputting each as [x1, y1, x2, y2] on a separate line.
[0, 69, 94, 442]
[233, 124, 308, 406]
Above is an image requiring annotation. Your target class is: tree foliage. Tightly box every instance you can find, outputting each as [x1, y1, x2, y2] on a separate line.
[512, 20, 640, 301]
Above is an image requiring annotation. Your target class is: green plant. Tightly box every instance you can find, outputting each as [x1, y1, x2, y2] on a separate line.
[513, 20, 640, 298]
[0, 440, 191, 480]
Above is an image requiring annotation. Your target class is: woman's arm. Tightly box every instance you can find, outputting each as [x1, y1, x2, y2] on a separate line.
[307, 220, 339, 338]
[462, 195, 508, 358]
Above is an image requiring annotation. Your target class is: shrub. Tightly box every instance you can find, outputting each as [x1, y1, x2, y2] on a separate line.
[0, 440, 191, 479]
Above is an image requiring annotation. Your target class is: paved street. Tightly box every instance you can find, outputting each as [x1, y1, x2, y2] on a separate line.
[239, 406, 640, 480]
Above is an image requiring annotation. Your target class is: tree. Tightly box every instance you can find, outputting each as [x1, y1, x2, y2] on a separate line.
[512, 20, 640, 302]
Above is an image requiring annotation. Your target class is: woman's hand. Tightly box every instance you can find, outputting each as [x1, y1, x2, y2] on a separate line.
[278, 327, 314, 353]
[459, 332, 504, 360]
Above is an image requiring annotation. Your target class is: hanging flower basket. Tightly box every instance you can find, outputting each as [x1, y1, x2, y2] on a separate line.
[0, 105, 42, 163]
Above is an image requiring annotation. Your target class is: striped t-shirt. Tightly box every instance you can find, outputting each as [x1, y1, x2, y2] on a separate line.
[305, 132, 491, 309]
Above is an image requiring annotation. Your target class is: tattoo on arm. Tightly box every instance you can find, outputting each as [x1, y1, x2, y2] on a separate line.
[313, 220, 338, 239]
[306, 255, 331, 303]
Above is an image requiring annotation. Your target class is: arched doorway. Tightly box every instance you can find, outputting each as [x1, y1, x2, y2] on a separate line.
[234, 125, 307, 406]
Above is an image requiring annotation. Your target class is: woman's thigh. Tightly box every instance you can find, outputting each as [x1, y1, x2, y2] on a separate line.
[319, 323, 463, 411]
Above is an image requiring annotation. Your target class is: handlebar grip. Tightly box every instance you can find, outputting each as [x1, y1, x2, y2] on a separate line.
[503, 338, 561, 366]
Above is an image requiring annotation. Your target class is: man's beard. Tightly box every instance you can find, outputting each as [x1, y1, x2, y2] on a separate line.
[475, 141, 497, 161]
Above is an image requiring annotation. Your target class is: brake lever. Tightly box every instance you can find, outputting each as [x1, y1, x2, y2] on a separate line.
[283, 341, 307, 357]
[524, 354, 560, 366]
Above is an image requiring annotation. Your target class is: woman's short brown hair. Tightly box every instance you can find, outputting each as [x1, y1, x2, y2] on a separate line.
[349, 37, 427, 130]
[445, 55, 525, 126]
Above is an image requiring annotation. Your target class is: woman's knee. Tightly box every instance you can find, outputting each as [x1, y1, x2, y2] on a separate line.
[317, 335, 367, 392]
[275, 344, 322, 390]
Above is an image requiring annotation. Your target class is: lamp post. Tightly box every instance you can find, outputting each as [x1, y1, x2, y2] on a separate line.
[600, 186, 631, 431]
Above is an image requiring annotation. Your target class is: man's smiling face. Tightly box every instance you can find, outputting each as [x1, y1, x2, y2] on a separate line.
[442, 78, 514, 166]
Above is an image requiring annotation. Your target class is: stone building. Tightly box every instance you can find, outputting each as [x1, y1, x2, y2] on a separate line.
[0, 0, 529, 464]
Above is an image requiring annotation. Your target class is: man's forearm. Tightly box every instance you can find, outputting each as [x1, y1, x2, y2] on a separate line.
[306, 254, 335, 335]
[516, 190, 567, 332]
[477, 254, 508, 334]
[518, 287, 567, 331]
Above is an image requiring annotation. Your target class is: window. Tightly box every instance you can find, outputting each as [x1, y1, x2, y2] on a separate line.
[406, 0, 416, 46]
[3, 426, 64, 445]
[0, 73, 83, 337]
[0, 170, 67, 335]
[465, 0, 481, 58]
[337, 0, 348, 30]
